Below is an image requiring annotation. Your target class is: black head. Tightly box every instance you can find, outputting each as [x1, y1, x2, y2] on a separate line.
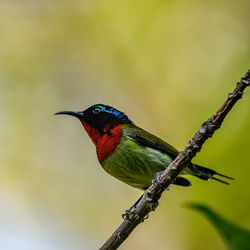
[55, 104, 132, 133]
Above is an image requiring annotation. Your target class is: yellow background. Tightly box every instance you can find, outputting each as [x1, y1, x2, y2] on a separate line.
[0, 0, 249, 249]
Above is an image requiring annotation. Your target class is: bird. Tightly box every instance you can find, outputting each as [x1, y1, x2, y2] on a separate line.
[55, 104, 232, 190]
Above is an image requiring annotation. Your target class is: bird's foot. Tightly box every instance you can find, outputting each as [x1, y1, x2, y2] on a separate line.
[152, 171, 170, 191]
[154, 171, 163, 183]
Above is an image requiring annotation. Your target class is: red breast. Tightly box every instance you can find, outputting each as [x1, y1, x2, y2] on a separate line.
[81, 121, 123, 163]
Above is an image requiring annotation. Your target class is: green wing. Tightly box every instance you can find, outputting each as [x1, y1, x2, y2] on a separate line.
[123, 123, 192, 187]
[123, 124, 232, 186]
[124, 123, 179, 160]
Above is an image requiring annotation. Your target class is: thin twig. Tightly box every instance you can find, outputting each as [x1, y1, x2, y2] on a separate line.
[100, 70, 250, 250]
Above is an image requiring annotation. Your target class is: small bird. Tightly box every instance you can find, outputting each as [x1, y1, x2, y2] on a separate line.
[55, 104, 232, 189]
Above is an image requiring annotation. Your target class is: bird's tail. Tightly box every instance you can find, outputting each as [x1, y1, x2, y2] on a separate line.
[190, 164, 233, 185]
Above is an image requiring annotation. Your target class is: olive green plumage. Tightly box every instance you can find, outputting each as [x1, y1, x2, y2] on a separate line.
[101, 123, 204, 189]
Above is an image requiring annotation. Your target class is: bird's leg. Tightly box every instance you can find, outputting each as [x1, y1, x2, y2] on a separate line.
[122, 194, 143, 219]
[153, 171, 170, 191]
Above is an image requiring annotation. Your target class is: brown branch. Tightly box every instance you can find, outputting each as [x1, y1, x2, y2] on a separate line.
[100, 70, 250, 250]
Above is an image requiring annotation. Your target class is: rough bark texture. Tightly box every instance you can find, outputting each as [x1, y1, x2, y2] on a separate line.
[100, 70, 250, 250]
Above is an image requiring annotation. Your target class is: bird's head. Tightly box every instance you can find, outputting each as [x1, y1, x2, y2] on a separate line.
[55, 104, 132, 144]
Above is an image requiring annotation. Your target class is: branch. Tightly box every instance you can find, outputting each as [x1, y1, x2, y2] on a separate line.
[100, 70, 250, 250]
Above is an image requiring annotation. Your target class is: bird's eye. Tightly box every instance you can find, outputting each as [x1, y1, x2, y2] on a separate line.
[92, 107, 101, 114]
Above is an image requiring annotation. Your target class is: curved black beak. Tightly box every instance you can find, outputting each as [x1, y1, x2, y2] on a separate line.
[54, 110, 84, 119]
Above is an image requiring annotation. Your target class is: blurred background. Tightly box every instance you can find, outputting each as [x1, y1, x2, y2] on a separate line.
[0, 0, 250, 249]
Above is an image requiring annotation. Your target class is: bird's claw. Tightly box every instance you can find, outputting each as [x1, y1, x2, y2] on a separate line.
[152, 171, 170, 191]
[152, 171, 163, 185]
[155, 171, 163, 183]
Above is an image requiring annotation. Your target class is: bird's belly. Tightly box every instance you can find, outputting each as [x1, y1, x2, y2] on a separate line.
[100, 138, 173, 189]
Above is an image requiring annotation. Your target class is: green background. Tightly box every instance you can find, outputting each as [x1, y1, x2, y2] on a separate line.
[0, 0, 249, 249]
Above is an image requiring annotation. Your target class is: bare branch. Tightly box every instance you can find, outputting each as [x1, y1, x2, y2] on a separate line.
[100, 70, 250, 250]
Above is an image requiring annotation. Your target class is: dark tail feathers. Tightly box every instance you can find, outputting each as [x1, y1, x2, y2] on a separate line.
[191, 164, 233, 185]
[174, 177, 192, 187]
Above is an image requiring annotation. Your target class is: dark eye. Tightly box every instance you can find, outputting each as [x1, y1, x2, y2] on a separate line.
[92, 107, 101, 114]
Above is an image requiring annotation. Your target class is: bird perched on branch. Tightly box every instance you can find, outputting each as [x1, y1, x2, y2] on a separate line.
[55, 104, 232, 189]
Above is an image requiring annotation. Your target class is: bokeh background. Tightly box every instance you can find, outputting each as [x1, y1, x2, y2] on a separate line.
[0, 0, 250, 249]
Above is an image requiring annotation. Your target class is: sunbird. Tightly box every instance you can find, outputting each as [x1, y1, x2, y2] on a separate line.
[55, 104, 232, 189]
